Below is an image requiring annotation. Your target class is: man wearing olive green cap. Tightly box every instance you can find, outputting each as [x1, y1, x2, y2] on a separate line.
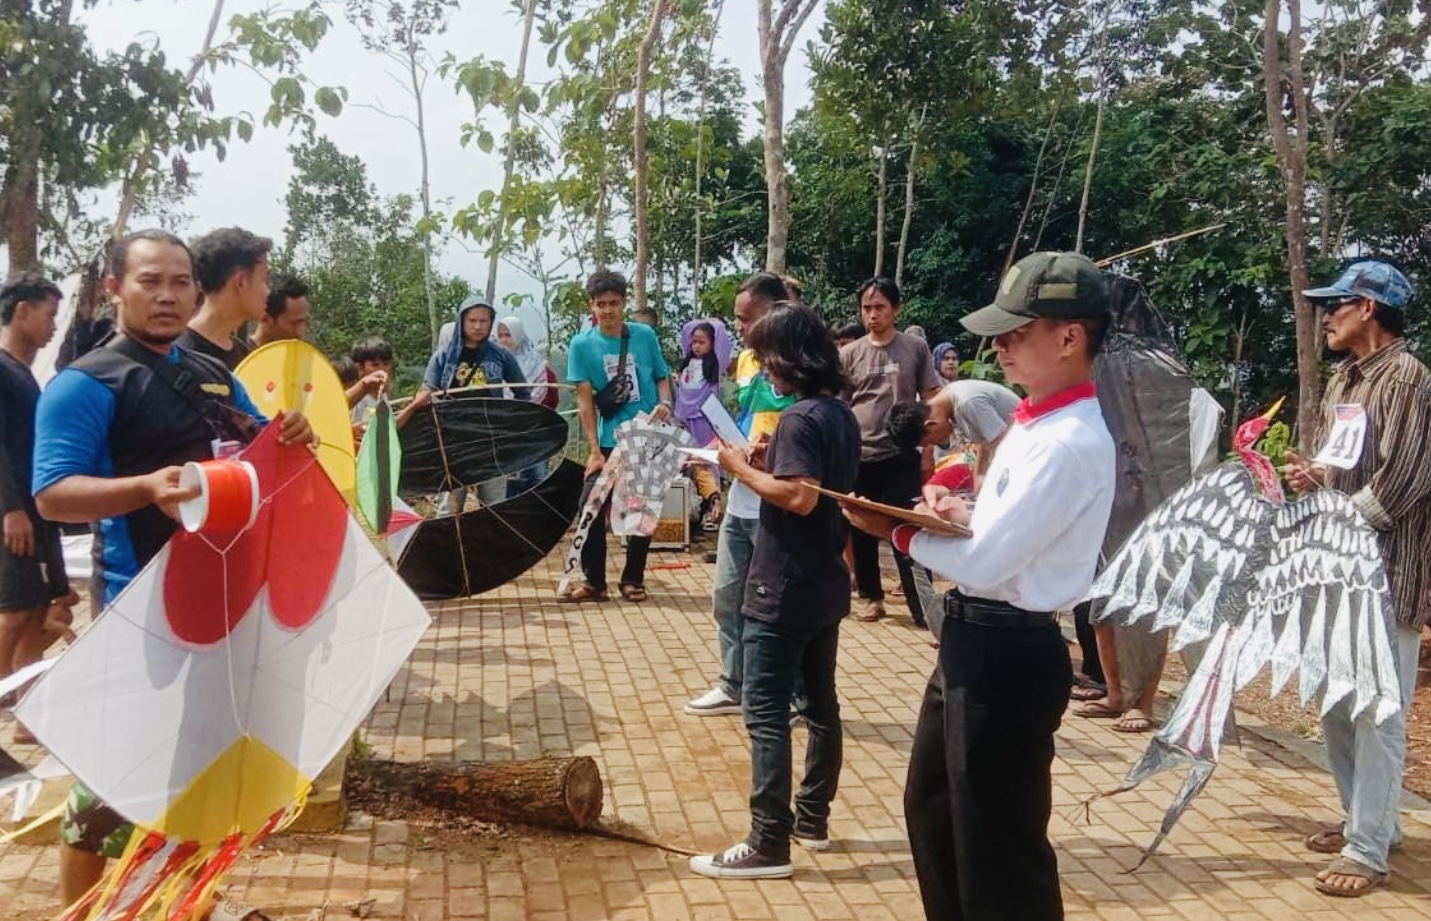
[844, 251, 1117, 920]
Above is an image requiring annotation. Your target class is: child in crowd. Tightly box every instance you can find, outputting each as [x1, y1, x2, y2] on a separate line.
[348, 336, 394, 422]
[675, 319, 733, 531]
[832, 321, 865, 349]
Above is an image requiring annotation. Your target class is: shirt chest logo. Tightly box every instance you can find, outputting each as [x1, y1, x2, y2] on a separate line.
[200, 382, 231, 396]
[996, 468, 1010, 496]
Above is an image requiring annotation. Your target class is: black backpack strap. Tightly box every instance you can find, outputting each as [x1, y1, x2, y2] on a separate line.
[108, 336, 214, 415]
[615, 324, 631, 379]
[107, 336, 259, 445]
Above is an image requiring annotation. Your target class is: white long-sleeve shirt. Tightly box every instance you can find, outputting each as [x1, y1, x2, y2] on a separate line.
[893, 382, 1115, 612]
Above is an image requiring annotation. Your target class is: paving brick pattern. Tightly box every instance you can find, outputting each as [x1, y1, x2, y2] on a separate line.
[3, 541, 1429, 919]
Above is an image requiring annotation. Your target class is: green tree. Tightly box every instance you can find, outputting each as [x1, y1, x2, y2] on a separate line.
[279, 136, 470, 387]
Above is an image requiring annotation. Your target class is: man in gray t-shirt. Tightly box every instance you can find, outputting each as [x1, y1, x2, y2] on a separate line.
[927, 379, 1021, 485]
[839, 280, 942, 624]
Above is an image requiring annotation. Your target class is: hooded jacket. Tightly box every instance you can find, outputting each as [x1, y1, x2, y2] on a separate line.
[422, 296, 529, 398]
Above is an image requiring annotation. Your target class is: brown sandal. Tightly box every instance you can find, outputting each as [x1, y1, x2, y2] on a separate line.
[557, 583, 608, 603]
[619, 583, 649, 603]
[1313, 856, 1387, 897]
[1305, 825, 1346, 854]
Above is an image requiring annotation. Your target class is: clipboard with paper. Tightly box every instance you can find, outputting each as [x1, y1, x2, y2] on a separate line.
[699, 393, 749, 449]
[804, 484, 973, 538]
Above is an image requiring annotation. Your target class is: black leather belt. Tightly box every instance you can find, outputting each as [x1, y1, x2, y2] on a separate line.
[944, 592, 1057, 628]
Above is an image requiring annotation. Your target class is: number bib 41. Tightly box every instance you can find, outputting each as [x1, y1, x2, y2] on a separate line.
[1312, 404, 1368, 470]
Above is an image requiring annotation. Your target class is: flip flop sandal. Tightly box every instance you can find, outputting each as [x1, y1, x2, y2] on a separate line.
[557, 584, 608, 603]
[1305, 825, 1346, 854]
[619, 583, 649, 603]
[1074, 700, 1124, 720]
[1113, 711, 1154, 733]
[1070, 684, 1108, 702]
[1313, 856, 1387, 897]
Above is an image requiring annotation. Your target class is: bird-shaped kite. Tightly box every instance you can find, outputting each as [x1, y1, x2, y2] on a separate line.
[1085, 398, 1402, 863]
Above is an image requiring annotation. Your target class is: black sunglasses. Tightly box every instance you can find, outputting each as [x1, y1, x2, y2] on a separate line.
[1321, 295, 1363, 312]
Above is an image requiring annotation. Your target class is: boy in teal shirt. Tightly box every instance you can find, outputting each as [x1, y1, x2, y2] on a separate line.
[561, 271, 673, 603]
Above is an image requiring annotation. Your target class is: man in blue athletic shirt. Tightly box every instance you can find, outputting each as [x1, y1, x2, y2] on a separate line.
[32, 228, 314, 909]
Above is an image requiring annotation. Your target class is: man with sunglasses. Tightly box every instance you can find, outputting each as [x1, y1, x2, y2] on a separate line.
[1286, 260, 1431, 897]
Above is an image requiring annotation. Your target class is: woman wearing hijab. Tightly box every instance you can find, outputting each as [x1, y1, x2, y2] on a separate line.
[497, 315, 559, 498]
[932, 342, 959, 383]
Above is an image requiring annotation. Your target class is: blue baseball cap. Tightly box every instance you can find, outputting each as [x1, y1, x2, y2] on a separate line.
[1303, 260, 1414, 310]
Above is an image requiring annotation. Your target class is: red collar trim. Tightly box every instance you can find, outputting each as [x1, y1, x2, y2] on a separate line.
[1012, 381, 1098, 425]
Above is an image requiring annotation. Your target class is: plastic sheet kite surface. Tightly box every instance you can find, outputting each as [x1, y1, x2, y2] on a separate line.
[236, 340, 357, 504]
[16, 425, 430, 878]
[1092, 276, 1205, 709]
[1085, 460, 1400, 863]
[398, 394, 568, 497]
[397, 459, 585, 600]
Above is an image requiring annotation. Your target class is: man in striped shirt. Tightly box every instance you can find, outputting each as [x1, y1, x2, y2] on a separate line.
[1286, 260, 1431, 897]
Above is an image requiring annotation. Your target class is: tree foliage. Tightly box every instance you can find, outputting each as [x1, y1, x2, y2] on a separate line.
[278, 136, 470, 384]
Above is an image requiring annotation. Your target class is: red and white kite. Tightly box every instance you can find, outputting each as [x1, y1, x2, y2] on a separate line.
[17, 424, 431, 919]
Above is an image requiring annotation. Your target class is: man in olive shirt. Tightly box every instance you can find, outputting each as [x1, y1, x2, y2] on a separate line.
[840, 278, 941, 624]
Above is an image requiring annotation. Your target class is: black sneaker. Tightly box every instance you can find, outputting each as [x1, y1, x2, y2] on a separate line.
[792, 821, 830, 851]
[688, 841, 793, 879]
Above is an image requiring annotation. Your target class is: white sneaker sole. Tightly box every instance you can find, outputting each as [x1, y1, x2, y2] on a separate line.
[683, 703, 742, 716]
[793, 835, 830, 851]
[688, 856, 793, 879]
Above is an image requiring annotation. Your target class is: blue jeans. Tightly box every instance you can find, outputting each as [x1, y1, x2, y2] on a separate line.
[742, 616, 843, 859]
[713, 514, 759, 698]
[506, 459, 548, 500]
[1321, 624, 1422, 873]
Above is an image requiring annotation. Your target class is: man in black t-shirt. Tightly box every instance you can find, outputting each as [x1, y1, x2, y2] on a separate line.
[690, 303, 861, 880]
[0, 274, 77, 739]
[177, 227, 271, 370]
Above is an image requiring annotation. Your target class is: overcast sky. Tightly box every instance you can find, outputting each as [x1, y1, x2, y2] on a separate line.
[77, 0, 823, 319]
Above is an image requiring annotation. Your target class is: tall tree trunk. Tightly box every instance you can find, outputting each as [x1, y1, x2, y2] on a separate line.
[594, 164, 610, 270]
[895, 108, 925, 288]
[487, 0, 540, 307]
[113, 0, 227, 239]
[3, 155, 41, 275]
[757, 1, 818, 274]
[407, 43, 440, 348]
[692, 0, 726, 306]
[1075, 76, 1107, 255]
[1263, 0, 1320, 443]
[873, 139, 888, 277]
[632, 1, 668, 313]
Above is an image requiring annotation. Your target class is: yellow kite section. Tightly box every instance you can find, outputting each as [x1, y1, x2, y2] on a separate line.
[237, 340, 356, 503]
[155, 734, 310, 844]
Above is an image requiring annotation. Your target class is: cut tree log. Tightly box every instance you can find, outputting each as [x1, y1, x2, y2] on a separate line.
[356, 756, 603, 831]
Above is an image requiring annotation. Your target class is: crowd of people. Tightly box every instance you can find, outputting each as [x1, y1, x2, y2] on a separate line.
[2, 229, 1427, 919]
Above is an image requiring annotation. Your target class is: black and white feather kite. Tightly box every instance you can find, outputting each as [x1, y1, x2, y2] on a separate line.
[1085, 406, 1400, 865]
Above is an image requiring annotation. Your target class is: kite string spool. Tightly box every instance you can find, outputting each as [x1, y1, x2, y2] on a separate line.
[178, 460, 260, 535]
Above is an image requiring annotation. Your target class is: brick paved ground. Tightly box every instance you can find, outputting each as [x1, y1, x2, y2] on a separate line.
[3, 539, 1429, 919]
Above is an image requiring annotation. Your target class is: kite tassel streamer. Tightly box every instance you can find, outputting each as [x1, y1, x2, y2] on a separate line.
[57, 800, 304, 921]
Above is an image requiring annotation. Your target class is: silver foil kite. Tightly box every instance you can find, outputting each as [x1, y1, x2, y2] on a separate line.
[1085, 407, 1402, 865]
